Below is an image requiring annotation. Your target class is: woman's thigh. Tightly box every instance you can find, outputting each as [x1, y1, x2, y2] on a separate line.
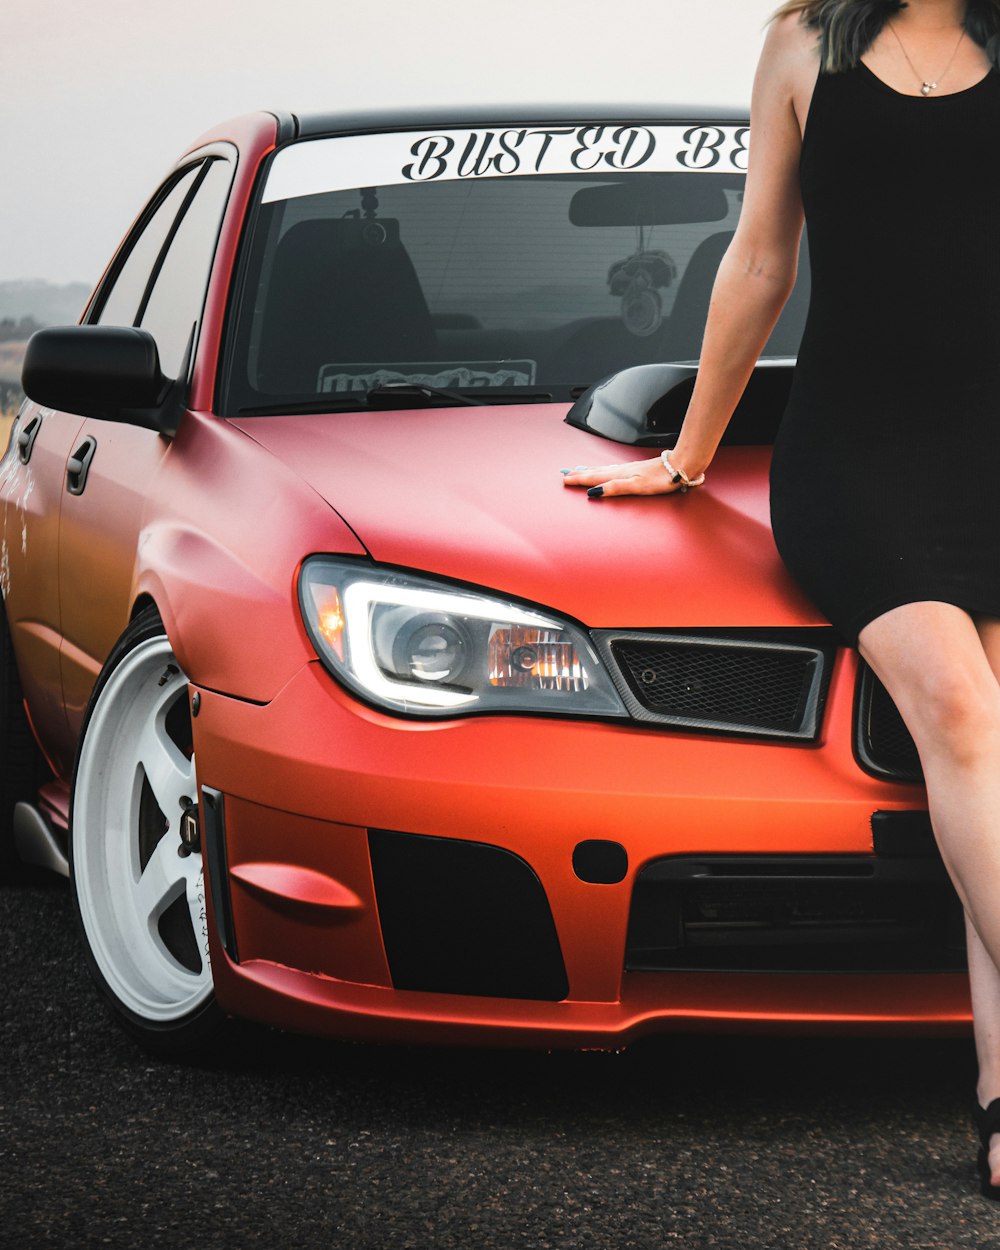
[976, 614, 1000, 685]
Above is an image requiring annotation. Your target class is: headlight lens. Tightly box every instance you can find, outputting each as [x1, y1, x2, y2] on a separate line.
[300, 557, 627, 718]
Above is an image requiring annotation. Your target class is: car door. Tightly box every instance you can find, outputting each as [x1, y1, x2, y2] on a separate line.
[1, 401, 87, 775]
[57, 155, 234, 741]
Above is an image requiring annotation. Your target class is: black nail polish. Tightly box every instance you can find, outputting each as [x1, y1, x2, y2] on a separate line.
[587, 486, 604, 498]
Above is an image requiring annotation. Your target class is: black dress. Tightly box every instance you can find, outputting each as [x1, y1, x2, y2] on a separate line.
[769, 60, 1000, 644]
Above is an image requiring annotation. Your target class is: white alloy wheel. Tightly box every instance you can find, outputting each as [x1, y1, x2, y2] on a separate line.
[73, 621, 214, 1033]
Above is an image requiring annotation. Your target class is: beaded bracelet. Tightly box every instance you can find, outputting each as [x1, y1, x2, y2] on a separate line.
[661, 450, 706, 492]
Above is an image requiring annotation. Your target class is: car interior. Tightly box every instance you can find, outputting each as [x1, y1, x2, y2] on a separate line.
[229, 172, 810, 410]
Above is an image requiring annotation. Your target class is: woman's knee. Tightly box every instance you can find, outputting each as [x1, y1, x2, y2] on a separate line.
[859, 602, 1000, 764]
[904, 670, 1000, 764]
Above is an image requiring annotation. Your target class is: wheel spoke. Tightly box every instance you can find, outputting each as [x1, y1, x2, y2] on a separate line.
[134, 831, 187, 927]
[136, 709, 195, 823]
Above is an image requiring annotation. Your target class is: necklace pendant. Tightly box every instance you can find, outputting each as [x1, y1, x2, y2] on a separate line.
[921, 81, 936, 95]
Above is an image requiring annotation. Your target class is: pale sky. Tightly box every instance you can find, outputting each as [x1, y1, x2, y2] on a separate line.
[2, 0, 777, 286]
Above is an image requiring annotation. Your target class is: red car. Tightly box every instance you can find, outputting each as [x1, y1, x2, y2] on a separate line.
[1, 106, 960, 1056]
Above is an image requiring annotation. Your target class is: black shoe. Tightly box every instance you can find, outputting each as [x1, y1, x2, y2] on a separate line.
[973, 1098, 1000, 1200]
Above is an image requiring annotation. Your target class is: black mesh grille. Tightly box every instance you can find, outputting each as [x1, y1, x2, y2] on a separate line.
[603, 633, 830, 739]
[627, 854, 965, 973]
[855, 664, 922, 782]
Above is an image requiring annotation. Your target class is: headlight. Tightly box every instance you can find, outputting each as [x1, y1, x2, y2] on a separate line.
[299, 557, 627, 719]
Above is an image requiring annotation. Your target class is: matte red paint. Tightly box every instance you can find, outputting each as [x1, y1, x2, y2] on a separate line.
[231, 411, 820, 631]
[229, 862, 365, 911]
[215, 960, 971, 1048]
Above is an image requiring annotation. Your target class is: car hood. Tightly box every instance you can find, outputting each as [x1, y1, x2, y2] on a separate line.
[229, 405, 825, 630]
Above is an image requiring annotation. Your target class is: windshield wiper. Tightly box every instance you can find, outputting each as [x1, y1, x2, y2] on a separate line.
[366, 381, 484, 408]
[237, 386, 556, 416]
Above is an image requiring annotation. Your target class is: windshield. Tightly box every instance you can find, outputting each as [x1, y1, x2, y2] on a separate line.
[222, 124, 808, 414]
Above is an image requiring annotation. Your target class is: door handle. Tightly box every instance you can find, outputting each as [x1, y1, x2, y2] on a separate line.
[17, 414, 42, 465]
[67, 437, 97, 496]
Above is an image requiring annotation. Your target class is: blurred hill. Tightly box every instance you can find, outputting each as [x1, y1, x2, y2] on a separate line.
[0, 280, 90, 326]
[1, 337, 29, 423]
[0, 281, 91, 424]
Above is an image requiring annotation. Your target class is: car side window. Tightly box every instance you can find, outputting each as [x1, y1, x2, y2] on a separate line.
[95, 166, 201, 330]
[138, 159, 233, 377]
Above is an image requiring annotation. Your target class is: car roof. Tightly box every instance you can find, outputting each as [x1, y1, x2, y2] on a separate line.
[287, 103, 749, 141]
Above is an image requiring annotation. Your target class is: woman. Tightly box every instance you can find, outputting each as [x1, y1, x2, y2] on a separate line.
[563, 0, 1000, 1199]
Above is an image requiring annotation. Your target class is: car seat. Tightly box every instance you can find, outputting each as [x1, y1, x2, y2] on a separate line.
[257, 218, 437, 395]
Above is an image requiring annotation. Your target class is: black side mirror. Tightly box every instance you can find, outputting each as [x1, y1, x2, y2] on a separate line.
[21, 325, 189, 437]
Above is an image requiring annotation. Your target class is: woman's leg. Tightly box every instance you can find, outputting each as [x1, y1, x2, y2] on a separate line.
[858, 602, 1000, 1183]
[967, 616, 1000, 1180]
[965, 916, 1000, 1102]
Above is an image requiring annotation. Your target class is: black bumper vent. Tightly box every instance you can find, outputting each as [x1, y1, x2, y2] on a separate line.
[626, 845, 964, 974]
[854, 663, 922, 782]
[593, 629, 835, 740]
[369, 829, 568, 1001]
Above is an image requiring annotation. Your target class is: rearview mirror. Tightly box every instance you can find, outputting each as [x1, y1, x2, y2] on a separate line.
[569, 175, 732, 227]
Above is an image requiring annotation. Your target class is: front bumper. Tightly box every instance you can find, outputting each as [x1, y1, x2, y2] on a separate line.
[191, 651, 970, 1045]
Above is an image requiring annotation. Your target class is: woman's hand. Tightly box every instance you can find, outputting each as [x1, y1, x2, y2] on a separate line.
[561, 456, 692, 498]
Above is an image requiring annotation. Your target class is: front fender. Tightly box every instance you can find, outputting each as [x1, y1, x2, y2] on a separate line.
[130, 415, 367, 704]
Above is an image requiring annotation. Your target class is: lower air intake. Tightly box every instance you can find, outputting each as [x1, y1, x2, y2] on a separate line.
[368, 828, 568, 1001]
[627, 853, 965, 974]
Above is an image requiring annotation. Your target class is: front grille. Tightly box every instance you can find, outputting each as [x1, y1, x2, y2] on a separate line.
[593, 629, 835, 740]
[626, 851, 965, 973]
[855, 663, 922, 782]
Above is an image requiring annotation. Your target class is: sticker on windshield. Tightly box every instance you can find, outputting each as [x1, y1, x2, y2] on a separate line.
[264, 125, 750, 203]
[318, 361, 538, 393]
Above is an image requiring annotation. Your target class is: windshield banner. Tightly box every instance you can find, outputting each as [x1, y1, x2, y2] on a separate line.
[263, 124, 750, 202]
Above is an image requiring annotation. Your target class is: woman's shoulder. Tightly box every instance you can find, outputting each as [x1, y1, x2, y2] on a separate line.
[755, 10, 822, 127]
[764, 10, 821, 66]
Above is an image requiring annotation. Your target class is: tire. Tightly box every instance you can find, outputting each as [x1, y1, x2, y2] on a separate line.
[70, 607, 226, 1056]
[0, 595, 47, 878]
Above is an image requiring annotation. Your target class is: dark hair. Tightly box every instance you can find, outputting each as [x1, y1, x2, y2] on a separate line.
[771, 0, 1000, 73]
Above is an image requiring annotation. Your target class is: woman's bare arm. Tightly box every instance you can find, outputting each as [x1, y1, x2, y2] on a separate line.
[563, 14, 818, 497]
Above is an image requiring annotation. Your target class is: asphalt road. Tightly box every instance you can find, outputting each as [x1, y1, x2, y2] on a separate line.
[2, 878, 998, 1250]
